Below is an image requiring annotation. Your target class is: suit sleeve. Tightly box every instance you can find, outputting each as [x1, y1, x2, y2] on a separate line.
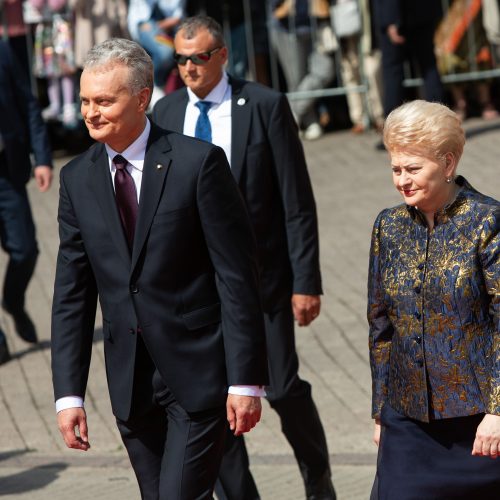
[368, 210, 393, 419]
[7, 43, 53, 168]
[267, 93, 322, 295]
[197, 146, 268, 386]
[51, 168, 98, 401]
[478, 207, 500, 415]
[373, 0, 401, 32]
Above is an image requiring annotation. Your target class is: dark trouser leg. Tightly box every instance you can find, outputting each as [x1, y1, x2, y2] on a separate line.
[214, 430, 260, 500]
[0, 173, 38, 314]
[410, 28, 444, 104]
[379, 33, 405, 117]
[265, 307, 334, 499]
[117, 366, 227, 500]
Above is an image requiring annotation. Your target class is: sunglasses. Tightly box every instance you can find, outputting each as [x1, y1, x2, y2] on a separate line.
[173, 47, 222, 65]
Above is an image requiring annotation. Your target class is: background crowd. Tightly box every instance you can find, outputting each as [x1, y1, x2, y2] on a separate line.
[2, 0, 500, 148]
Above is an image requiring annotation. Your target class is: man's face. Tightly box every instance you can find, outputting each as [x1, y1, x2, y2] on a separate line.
[80, 63, 149, 152]
[174, 28, 227, 99]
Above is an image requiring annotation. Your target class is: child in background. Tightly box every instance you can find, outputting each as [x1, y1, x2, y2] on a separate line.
[30, 0, 77, 128]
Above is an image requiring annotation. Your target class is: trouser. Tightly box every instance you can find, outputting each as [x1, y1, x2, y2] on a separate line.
[0, 154, 38, 325]
[215, 306, 332, 499]
[116, 337, 227, 500]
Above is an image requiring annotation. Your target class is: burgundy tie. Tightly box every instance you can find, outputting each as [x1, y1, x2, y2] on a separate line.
[113, 154, 138, 248]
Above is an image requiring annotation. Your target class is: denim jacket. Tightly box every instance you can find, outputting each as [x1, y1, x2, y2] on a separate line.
[368, 176, 500, 422]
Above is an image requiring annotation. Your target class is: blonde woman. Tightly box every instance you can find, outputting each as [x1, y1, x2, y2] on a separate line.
[369, 100, 500, 499]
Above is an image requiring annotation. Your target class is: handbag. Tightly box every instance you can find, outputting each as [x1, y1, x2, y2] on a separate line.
[330, 0, 362, 38]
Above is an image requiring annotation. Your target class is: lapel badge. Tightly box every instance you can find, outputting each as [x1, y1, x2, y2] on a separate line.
[156, 164, 163, 170]
[237, 98, 246, 106]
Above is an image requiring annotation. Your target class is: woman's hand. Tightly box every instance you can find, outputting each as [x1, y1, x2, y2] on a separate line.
[472, 414, 500, 458]
[373, 418, 381, 447]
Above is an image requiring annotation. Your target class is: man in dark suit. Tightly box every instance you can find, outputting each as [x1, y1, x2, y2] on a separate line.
[51, 38, 268, 500]
[153, 16, 335, 500]
[373, 0, 444, 117]
[0, 40, 53, 363]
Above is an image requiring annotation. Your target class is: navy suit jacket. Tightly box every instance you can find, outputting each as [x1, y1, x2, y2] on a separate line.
[0, 41, 52, 187]
[153, 77, 322, 312]
[51, 124, 268, 421]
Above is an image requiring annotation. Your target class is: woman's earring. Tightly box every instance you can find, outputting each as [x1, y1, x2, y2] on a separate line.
[446, 177, 452, 183]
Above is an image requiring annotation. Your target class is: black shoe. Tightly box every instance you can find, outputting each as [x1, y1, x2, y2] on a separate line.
[2, 303, 38, 344]
[305, 474, 336, 500]
[0, 333, 11, 365]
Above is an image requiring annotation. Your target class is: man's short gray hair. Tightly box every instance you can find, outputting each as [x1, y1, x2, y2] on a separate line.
[83, 38, 154, 95]
[177, 16, 226, 47]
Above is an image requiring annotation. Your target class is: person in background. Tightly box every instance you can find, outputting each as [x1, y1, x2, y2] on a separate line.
[372, 0, 444, 139]
[30, 0, 78, 128]
[271, 0, 336, 140]
[127, 0, 186, 107]
[70, 0, 130, 71]
[153, 15, 335, 500]
[0, 40, 53, 364]
[369, 100, 500, 499]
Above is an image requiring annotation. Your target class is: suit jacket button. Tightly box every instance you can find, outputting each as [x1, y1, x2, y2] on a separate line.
[129, 328, 135, 335]
[130, 284, 139, 294]
[414, 286, 421, 294]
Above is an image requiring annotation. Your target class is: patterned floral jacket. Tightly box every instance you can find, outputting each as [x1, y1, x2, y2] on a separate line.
[368, 176, 500, 422]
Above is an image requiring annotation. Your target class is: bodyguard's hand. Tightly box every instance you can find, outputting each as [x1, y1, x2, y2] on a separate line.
[226, 395, 262, 436]
[34, 166, 53, 192]
[57, 407, 91, 451]
[292, 294, 321, 326]
[387, 24, 405, 45]
[472, 414, 500, 458]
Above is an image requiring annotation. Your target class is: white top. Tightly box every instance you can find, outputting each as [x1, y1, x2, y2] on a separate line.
[184, 72, 232, 167]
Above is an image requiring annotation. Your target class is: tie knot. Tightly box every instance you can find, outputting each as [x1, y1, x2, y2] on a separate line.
[113, 154, 128, 170]
[195, 101, 211, 114]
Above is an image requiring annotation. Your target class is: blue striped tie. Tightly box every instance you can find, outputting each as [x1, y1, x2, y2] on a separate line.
[195, 101, 212, 142]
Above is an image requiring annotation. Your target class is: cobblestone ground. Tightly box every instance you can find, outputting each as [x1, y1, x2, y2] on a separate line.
[1, 117, 499, 499]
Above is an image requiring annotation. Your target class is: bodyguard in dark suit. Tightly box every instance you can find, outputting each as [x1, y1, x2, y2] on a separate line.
[0, 40, 53, 362]
[51, 38, 268, 500]
[153, 16, 335, 500]
[373, 0, 444, 116]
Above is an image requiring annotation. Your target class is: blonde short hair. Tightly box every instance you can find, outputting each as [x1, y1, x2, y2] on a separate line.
[383, 100, 465, 163]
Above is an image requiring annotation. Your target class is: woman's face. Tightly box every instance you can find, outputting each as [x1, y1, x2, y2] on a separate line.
[389, 151, 455, 214]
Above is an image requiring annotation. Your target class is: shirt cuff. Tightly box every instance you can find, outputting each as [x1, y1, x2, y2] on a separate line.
[228, 385, 266, 397]
[56, 396, 84, 413]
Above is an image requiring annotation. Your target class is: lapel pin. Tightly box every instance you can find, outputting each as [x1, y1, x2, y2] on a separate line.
[237, 98, 246, 106]
[156, 164, 163, 170]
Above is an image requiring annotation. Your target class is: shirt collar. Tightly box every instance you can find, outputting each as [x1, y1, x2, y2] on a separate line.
[186, 72, 229, 106]
[106, 118, 151, 171]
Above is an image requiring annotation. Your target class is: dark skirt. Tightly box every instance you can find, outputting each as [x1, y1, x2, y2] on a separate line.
[371, 404, 500, 500]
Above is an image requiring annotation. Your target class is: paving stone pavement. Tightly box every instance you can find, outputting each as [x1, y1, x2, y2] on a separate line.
[1, 117, 499, 499]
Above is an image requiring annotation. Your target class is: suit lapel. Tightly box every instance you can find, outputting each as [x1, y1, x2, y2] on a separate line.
[88, 144, 132, 267]
[229, 77, 251, 185]
[131, 125, 172, 271]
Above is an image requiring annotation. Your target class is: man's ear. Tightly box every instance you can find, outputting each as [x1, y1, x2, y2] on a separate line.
[138, 87, 151, 112]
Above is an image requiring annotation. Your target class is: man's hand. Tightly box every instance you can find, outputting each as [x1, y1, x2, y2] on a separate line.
[34, 166, 53, 192]
[57, 407, 91, 451]
[472, 414, 500, 458]
[387, 24, 405, 45]
[373, 418, 381, 447]
[226, 394, 262, 436]
[292, 294, 321, 326]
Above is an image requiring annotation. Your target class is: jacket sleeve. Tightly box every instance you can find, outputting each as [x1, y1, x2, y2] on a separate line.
[266, 93, 322, 295]
[51, 167, 98, 401]
[368, 210, 394, 418]
[197, 146, 268, 386]
[479, 207, 500, 415]
[373, 0, 402, 32]
[8, 41, 53, 168]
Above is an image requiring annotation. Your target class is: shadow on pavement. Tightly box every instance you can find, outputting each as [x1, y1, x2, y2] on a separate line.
[0, 463, 68, 495]
[465, 121, 500, 140]
[0, 450, 30, 463]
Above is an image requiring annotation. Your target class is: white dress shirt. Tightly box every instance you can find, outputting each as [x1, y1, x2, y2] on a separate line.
[55, 118, 263, 413]
[183, 72, 232, 167]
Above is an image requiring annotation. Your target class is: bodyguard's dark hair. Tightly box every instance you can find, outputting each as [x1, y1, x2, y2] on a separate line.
[177, 16, 226, 47]
[83, 38, 154, 95]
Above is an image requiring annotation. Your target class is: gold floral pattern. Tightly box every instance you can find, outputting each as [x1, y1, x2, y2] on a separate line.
[368, 177, 500, 422]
